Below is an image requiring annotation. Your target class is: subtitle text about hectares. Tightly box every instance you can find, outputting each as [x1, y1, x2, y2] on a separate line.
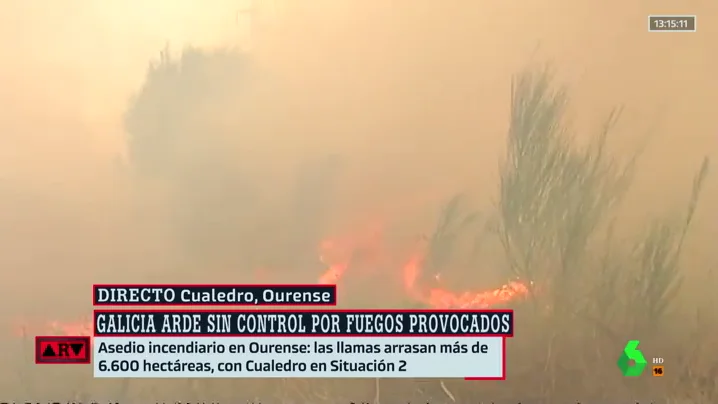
[95, 338, 494, 376]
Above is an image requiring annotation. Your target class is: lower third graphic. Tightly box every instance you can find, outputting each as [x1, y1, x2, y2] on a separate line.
[35, 335, 91, 364]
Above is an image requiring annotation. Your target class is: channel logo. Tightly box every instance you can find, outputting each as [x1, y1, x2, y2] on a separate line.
[617, 340, 664, 377]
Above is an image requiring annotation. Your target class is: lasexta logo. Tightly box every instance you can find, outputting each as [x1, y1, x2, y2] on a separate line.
[617, 340, 647, 376]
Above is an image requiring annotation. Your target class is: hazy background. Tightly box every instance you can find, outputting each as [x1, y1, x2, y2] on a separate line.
[0, 0, 715, 357]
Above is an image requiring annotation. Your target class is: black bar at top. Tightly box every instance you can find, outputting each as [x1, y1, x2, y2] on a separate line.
[93, 284, 337, 306]
[93, 309, 514, 336]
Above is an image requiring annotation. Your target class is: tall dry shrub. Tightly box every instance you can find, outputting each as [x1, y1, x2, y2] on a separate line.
[491, 65, 709, 400]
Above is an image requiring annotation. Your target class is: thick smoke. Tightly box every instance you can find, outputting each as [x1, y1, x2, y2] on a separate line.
[0, 0, 715, 400]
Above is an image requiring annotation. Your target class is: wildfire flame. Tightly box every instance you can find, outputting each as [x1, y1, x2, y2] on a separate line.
[317, 229, 529, 309]
[14, 227, 528, 338]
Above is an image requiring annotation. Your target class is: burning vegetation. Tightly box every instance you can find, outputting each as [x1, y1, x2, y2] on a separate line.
[10, 44, 713, 403]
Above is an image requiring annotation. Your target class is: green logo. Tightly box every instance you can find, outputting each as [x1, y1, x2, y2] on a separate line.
[617, 340, 647, 376]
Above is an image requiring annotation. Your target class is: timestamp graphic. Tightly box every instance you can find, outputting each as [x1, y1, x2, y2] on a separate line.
[648, 15, 697, 32]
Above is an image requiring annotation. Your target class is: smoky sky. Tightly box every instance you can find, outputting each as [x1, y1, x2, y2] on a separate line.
[0, 0, 715, 317]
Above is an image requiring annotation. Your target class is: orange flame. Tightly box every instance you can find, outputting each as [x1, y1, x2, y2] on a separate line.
[318, 239, 349, 284]
[14, 226, 528, 337]
[421, 281, 529, 309]
[317, 226, 529, 309]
